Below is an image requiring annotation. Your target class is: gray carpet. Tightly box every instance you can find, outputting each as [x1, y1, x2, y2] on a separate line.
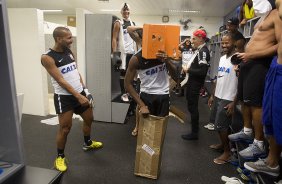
[21, 95, 238, 184]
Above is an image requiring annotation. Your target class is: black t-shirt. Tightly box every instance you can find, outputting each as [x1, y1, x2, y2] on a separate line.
[232, 30, 245, 42]
[188, 45, 210, 82]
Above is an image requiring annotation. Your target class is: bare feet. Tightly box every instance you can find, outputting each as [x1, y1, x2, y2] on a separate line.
[213, 153, 231, 165]
[209, 144, 223, 152]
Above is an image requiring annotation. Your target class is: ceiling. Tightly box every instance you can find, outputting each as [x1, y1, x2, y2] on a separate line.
[6, 0, 242, 17]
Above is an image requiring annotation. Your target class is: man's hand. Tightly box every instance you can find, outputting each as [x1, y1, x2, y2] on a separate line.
[84, 88, 94, 108]
[224, 102, 235, 116]
[77, 94, 89, 107]
[208, 95, 214, 109]
[139, 105, 149, 117]
[236, 52, 249, 63]
[112, 52, 122, 71]
[156, 50, 168, 62]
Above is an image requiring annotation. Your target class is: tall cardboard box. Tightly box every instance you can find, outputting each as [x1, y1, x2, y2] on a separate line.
[134, 114, 168, 179]
[142, 24, 180, 59]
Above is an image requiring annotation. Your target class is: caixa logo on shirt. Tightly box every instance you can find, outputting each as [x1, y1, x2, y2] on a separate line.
[145, 64, 166, 75]
[218, 66, 231, 73]
[61, 64, 77, 74]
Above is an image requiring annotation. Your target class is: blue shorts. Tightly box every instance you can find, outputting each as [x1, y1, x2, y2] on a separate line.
[263, 57, 282, 145]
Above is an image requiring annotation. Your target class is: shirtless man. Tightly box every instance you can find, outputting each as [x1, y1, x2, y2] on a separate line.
[228, 0, 282, 161]
[243, 0, 282, 178]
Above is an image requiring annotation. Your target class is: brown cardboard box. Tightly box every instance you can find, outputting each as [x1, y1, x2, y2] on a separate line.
[142, 24, 180, 59]
[134, 114, 168, 179]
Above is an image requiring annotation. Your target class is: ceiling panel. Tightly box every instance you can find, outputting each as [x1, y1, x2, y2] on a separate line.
[6, 0, 242, 17]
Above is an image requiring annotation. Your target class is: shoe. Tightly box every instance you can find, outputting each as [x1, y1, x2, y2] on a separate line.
[244, 159, 280, 177]
[204, 123, 215, 130]
[181, 133, 198, 140]
[54, 156, 67, 172]
[221, 176, 244, 184]
[239, 142, 267, 160]
[83, 140, 103, 151]
[121, 93, 129, 102]
[228, 129, 253, 143]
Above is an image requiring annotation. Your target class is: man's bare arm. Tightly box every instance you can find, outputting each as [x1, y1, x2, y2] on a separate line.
[127, 26, 142, 46]
[112, 21, 120, 52]
[124, 56, 146, 108]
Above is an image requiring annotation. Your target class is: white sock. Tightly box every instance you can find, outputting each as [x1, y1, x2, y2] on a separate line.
[254, 139, 264, 150]
[243, 127, 253, 136]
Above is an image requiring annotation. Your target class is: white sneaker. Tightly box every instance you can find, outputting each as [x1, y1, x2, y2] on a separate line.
[204, 123, 215, 130]
[221, 176, 243, 184]
[121, 93, 129, 102]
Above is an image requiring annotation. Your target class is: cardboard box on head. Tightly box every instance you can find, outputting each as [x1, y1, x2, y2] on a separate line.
[142, 24, 180, 59]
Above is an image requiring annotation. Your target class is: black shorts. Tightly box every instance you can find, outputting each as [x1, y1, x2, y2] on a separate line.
[54, 91, 89, 114]
[140, 92, 169, 117]
[237, 58, 272, 107]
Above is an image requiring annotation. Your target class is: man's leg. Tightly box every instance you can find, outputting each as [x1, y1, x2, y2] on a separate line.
[57, 110, 73, 156]
[55, 110, 73, 172]
[214, 130, 231, 164]
[251, 106, 264, 141]
[239, 106, 267, 160]
[80, 107, 103, 151]
[182, 80, 201, 140]
[228, 104, 254, 143]
[267, 136, 282, 168]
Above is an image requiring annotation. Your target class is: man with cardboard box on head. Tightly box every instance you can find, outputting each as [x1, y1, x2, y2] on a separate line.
[181, 29, 210, 141]
[125, 25, 179, 179]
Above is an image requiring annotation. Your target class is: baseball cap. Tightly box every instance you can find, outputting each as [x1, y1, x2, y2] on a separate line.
[193, 29, 207, 39]
[227, 17, 239, 25]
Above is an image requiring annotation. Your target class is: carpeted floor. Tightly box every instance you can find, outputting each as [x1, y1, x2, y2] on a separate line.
[21, 95, 239, 184]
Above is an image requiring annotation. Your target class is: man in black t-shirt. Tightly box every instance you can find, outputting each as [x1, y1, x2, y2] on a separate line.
[226, 17, 246, 52]
[181, 29, 211, 140]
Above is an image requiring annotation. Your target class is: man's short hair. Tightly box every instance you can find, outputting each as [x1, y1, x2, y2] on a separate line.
[121, 3, 130, 11]
[227, 17, 239, 26]
[53, 27, 70, 41]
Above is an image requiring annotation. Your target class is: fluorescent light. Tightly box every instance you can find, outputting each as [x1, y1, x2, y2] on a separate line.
[100, 9, 120, 12]
[169, 9, 200, 13]
[42, 10, 63, 13]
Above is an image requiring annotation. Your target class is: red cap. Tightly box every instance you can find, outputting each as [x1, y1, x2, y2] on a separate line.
[193, 29, 206, 39]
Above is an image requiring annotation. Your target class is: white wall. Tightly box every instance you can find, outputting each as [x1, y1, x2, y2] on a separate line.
[131, 15, 223, 37]
[8, 8, 48, 116]
[76, 8, 93, 84]
[45, 14, 223, 38]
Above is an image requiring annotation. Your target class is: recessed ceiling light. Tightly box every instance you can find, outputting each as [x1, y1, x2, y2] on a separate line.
[42, 9, 63, 12]
[169, 9, 200, 13]
[100, 9, 120, 12]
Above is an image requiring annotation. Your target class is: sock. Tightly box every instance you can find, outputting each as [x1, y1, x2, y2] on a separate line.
[84, 136, 92, 146]
[57, 149, 65, 158]
[254, 139, 264, 150]
[243, 127, 252, 136]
